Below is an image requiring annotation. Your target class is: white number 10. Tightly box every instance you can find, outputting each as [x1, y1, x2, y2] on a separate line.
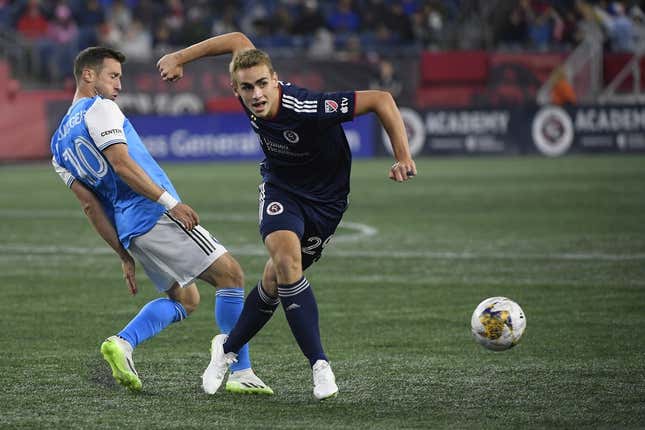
[62, 137, 108, 185]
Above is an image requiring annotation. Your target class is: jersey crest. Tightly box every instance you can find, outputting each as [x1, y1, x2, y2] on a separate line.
[239, 83, 356, 203]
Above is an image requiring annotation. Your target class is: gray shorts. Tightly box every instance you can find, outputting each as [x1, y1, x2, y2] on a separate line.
[128, 214, 228, 292]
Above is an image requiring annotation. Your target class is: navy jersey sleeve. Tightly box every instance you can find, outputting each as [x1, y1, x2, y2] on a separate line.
[280, 84, 355, 127]
[316, 91, 356, 129]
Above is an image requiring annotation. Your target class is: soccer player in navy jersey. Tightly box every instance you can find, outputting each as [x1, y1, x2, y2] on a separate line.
[158, 32, 417, 400]
[51, 46, 272, 394]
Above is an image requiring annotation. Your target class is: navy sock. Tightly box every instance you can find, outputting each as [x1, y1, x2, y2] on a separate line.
[278, 276, 327, 367]
[223, 282, 279, 355]
[215, 288, 250, 372]
[118, 298, 187, 349]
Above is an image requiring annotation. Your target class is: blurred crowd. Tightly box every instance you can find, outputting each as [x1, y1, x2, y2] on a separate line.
[0, 0, 644, 82]
[498, 0, 645, 52]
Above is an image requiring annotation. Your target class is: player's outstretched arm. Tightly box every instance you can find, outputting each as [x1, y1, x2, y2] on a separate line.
[70, 181, 138, 295]
[355, 90, 417, 182]
[157, 32, 255, 82]
[103, 143, 199, 230]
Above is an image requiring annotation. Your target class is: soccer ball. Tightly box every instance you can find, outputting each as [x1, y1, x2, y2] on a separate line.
[471, 297, 526, 351]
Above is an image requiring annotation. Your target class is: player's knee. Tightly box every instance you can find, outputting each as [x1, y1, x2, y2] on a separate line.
[182, 290, 201, 315]
[172, 289, 200, 315]
[271, 252, 301, 282]
[215, 256, 245, 287]
[230, 263, 244, 286]
[181, 298, 199, 315]
[202, 254, 245, 287]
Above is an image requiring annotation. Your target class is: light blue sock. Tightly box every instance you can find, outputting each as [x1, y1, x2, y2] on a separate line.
[118, 298, 187, 349]
[216, 288, 251, 372]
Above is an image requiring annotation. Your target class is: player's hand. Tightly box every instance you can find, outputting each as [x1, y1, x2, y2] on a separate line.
[121, 255, 137, 296]
[389, 159, 417, 182]
[157, 53, 183, 82]
[169, 203, 199, 230]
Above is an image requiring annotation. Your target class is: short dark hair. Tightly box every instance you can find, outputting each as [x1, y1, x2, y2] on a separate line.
[73, 47, 126, 82]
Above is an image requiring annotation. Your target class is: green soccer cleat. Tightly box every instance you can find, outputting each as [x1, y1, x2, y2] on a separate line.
[100, 335, 142, 392]
[225, 368, 274, 395]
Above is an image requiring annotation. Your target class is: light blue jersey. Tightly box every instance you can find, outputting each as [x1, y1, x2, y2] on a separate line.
[51, 96, 179, 248]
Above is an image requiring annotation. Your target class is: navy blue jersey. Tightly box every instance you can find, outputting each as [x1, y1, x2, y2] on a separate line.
[240, 82, 356, 203]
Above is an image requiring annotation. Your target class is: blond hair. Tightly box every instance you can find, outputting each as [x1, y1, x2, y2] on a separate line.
[229, 49, 275, 84]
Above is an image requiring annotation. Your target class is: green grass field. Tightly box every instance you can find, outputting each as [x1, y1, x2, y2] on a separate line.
[1, 155, 644, 429]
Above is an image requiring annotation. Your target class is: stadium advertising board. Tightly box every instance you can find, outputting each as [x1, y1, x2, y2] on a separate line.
[531, 105, 645, 156]
[377, 105, 645, 157]
[131, 113, 375, 162]
[378, 107, 522, 156]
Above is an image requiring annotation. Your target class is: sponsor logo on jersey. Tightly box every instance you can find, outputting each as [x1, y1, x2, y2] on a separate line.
[100, 128, 124, 137]
[340, 97, 349, 114]
[283, 130, 300, 144]
[325, 99, 338, 113]
[266, 202, 284, 215]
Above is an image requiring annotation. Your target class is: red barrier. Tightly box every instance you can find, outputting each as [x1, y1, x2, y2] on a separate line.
[0, 90, 69, 161]
[489, 52, 565, 82]
[420, 51, 489, 85]
[604, 53, 645, 91]
[417, 51, 567, 107]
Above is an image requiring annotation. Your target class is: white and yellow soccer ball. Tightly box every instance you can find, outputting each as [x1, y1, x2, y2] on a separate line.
[471, 297, 526, 351]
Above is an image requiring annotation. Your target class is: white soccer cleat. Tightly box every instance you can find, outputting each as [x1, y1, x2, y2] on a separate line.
[202, 334, 238, 395]
[226, 368, 274, 395]
[312, 360, 338, 400]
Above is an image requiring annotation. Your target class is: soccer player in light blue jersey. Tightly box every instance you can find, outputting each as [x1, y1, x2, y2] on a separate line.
[50, 47, 272, 394]
[158, 33, 417, 400]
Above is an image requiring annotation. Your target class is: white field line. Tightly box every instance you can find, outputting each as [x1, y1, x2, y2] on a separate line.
[0, 244, 643, 261]
[315, 275, 645, 287]
[0, 209, 376, 243]
[1, 209, 643, 261]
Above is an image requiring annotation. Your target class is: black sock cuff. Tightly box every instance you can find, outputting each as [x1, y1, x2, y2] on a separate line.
[257, 281, 280, 306]
[277, 276, 310, 298]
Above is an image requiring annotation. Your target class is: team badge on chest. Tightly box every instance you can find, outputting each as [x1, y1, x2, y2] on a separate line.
[283, 130, 300, 144]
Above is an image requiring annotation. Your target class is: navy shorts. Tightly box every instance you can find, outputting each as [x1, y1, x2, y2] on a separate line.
[258, 182, 347, 270]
